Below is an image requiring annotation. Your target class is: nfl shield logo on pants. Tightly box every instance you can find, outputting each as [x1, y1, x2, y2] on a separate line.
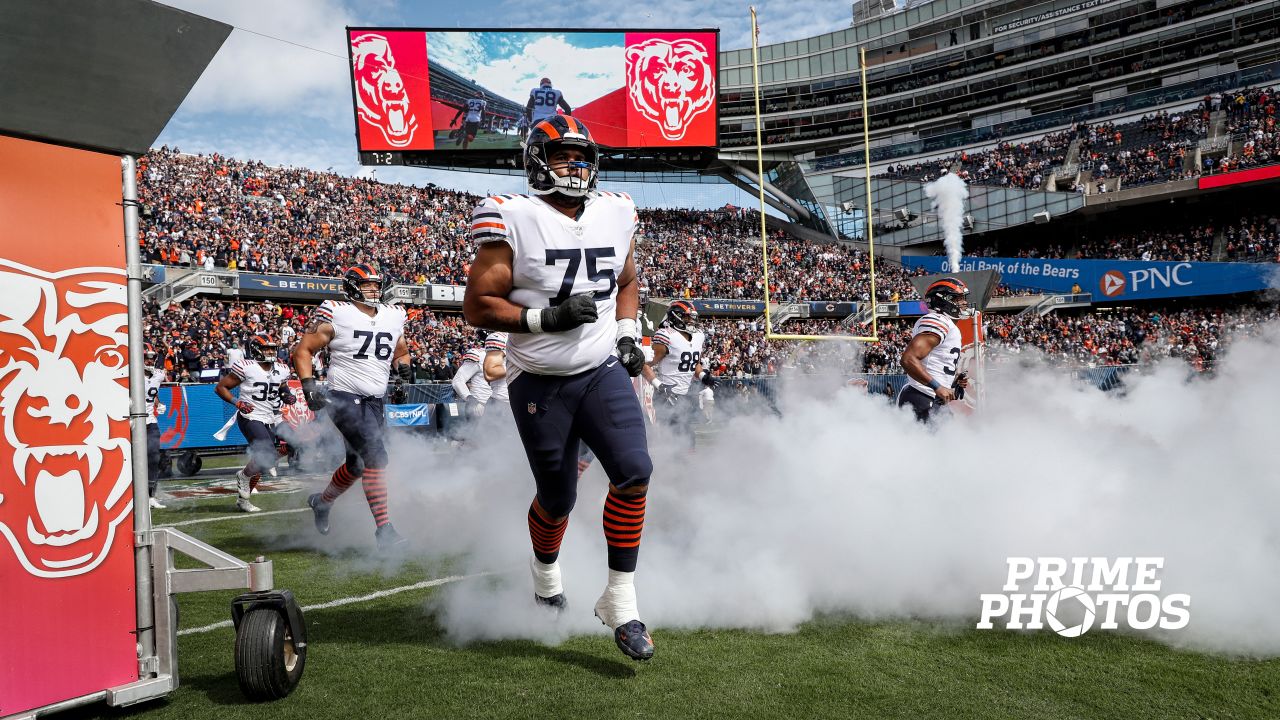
[527, 402, 537, 415]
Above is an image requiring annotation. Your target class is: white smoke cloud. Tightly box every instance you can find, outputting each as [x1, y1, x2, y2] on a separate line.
[281, 322, 1280, 657]
[924, 173, 969, 272]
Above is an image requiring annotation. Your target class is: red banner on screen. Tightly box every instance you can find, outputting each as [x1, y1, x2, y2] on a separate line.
[0, 135, 139, 716]
[350, 30, 433, 151]
[624, 32, 718, 148]
[1197, 163, 1280, 189]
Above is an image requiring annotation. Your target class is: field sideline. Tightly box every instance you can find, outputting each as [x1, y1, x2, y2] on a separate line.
[56, 469, 1280, 720]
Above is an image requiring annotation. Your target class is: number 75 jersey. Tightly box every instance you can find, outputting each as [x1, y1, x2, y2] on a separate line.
[314, 300, 407, 397]
[471, 192, 637, 376]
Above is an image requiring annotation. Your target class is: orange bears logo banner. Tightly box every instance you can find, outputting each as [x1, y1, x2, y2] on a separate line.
[0, 135, 140, 715]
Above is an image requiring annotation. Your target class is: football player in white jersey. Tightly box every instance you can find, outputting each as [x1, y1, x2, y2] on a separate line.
[216, 332, 294, 512]
[645, 300, 706, 445]
[899, 277, 971, 423]
[463, 115, 655, 661]
[525, 77, 573, 126]
[452, 89, 488, 149]
[481, 330, 510, 408]
[293, 264, 414, 549]
[143, 343, 168, 509]
[451, 337, 493, 420]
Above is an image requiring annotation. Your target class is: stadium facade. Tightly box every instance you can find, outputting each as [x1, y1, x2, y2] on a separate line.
[713, 0, 1280, 247]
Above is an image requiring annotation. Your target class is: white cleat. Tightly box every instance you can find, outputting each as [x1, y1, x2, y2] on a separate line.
[594, 570, 653, 661]
[148, 496, 166, 510]
[235, 498, 261, 513]
[531, 556, 567, 611]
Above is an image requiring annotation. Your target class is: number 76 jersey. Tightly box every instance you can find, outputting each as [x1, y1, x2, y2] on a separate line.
[471, 192, 637, 376]
[314, 300, 407, 397]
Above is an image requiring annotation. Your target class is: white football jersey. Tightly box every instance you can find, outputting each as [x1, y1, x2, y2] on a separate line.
[905, 312, 963, 398]
[456, 348, 493, 403]
[470, 191, 638, 377]
[528, 86, 563, 123]
[484, 332, 510, 403]
[653, 327, 705, 396]
[466, 98, 487, 122]
[314, 300, 407, 397]
[144, 367, 165, 425]
[231, 360, 292, 424]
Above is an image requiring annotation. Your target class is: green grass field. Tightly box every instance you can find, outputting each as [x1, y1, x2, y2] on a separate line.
[61, 467, 1280, 720]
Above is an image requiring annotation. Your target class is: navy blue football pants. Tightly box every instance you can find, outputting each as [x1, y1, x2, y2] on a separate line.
[328, 391, 388, 473]
[507, 359, 652, 518]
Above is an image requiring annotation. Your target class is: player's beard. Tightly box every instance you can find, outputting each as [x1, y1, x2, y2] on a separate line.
[544, 190, 586, 211]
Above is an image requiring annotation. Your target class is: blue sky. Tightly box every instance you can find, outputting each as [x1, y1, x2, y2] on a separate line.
[155, 0, 855, 208]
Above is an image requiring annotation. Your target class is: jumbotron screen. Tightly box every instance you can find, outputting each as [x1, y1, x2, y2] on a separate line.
[347, 28, 719, 155]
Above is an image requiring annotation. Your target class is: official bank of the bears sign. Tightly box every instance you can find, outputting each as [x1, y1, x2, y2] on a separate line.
[903, 256, 1277, 301]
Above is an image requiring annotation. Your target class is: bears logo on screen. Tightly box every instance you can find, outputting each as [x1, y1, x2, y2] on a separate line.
[352, 33, 419, 147]
[625, 37, 715, 141]
[0, 261, 132, 578]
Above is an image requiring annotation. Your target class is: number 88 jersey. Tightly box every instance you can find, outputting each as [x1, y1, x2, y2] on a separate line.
[314, 300, 407, 397]
[653, 327, 705, 396]
[231, 360, 293, 423]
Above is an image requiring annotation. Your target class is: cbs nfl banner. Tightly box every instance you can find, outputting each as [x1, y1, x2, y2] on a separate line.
[903, 256, 1278, 301]
[348, 27, 719, 152]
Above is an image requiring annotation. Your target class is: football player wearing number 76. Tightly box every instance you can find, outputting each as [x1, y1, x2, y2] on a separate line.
[463, 114, 655, 661]
[292, 264, 414, 550]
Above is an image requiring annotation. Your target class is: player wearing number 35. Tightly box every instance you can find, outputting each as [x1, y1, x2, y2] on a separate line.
[463, 115, 656, 662]
[216, 332, 292, 513]
[292, 263, 415, 550]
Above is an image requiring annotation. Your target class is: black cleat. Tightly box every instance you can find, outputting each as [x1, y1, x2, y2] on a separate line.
[534, 593, 568, 612]
[307, 493, 331, 535]
[611, 620, 654, 661]
[375, 523, 408, 550]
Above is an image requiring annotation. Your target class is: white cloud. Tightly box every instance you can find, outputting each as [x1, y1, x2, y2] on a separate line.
[431, 33, 623, 107]
[157, 0, 366, 117]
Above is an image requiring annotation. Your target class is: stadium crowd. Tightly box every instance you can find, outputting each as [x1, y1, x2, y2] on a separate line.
[136, 146, 1279, 385]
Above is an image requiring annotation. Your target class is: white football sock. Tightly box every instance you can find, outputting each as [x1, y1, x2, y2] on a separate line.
[530, 556, 564, 598]
[235, 469, 252, 499]
[594, 569, 640, 629]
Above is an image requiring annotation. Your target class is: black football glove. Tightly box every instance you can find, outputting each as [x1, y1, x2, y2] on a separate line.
[396, 363, 414, 384]
[388, 381, 407, 405]
[616, 336, 645, 377]
[300, 377, 328, 411]
[654, 383, 678, 406]
[280, 389, 297, 406]
[539, 293, 598, 333]
[701, 374, 719, 389]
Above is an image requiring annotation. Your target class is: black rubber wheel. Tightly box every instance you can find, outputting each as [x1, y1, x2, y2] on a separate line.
[175, 451, 202, 477]
[234, 607, 305, 701]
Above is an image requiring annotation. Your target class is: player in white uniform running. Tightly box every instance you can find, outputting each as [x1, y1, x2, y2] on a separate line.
[463, 114, 655, 661]
[525, 77, 573, 127]
[481, 331, 510, 409]
[899, 277, 971, 423]
[216, 332, 294, 512]
[452, 90, 488, 149]
[645, 300, 706, 446]
[293, 264, 414, 549]
[143, 343, 168, 509]
[451, 336, 493, 420]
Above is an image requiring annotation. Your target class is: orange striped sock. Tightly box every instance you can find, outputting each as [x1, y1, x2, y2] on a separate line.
[249, 474, 261, 492]
[321, 463, 358, 504]
[603, 489, 646, 573]
[362, 467, 390, 528]
[528, 498, 569, 564]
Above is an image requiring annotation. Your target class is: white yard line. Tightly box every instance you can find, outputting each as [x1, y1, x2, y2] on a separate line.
[159, 508, 310, 527]
[175, 572, 489, 636]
